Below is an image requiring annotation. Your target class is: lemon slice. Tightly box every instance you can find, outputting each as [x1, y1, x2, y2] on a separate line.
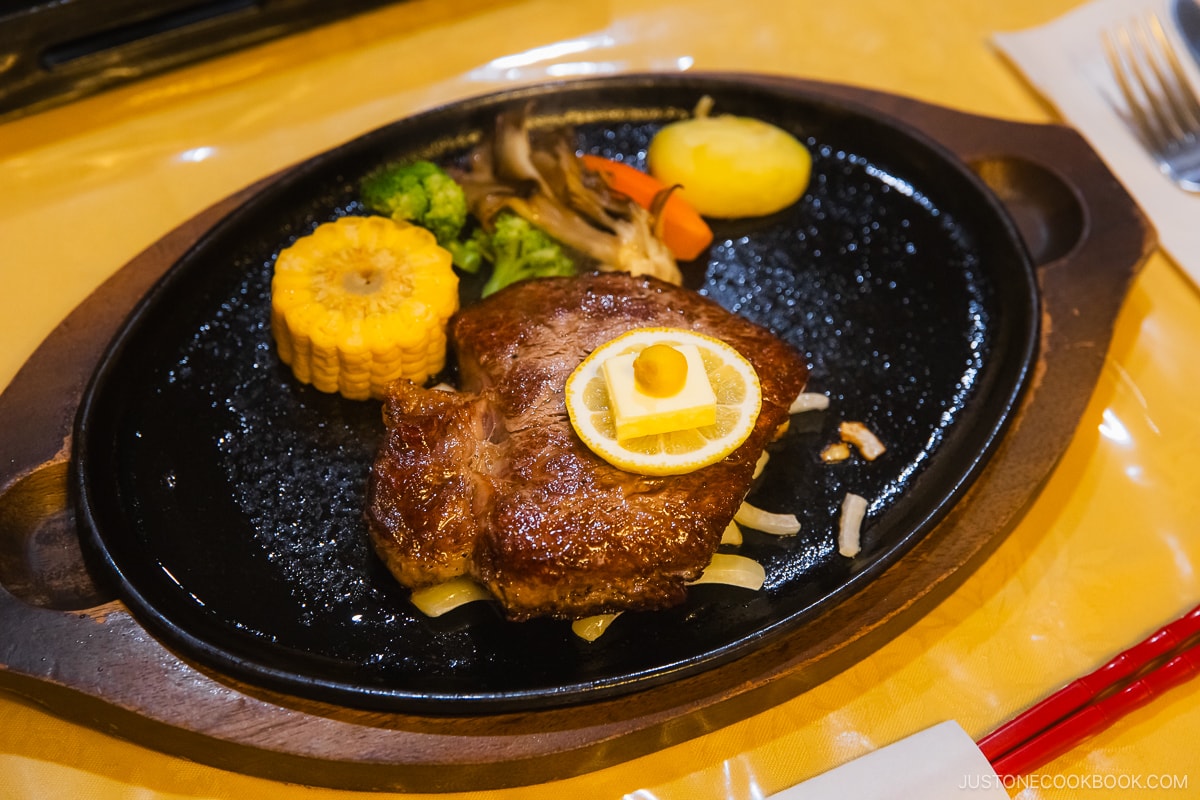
[565, 328, 762, 475]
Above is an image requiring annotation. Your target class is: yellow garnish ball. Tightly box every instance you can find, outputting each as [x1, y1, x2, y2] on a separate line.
[633, 343, 689, 397]
[270, 215, 459, 401]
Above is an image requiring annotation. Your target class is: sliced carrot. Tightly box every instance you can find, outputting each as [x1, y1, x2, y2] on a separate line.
[581, 154, 714, 261]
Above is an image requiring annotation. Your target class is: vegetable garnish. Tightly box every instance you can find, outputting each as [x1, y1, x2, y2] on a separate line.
[358, 159, 576, 294]
[477, 211, 575, 297]
[839, 420, 887, 461]
[647, 104, 812, 219]
[734, 501, 802, 536]
[572, 551, 766, 642]
[409, 577, 492, 617]
[820, 441, 852, 463]
[453, 104, 682, 286]
[838, 492, 868, 557]
[789, 392, 830, 413]
[270, 215, 459, 401]
[753, 450, 770, 479]
[565, 328, 762, 476]
[688, 553, 766, 591]
[580, 154, 715, 261]
[359, 159, 484, 272]
[721, 520, 744, 546]
[572, 613, 622, 642]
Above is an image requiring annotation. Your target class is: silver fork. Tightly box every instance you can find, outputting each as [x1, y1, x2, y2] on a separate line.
[1103, 13, 1200, 191]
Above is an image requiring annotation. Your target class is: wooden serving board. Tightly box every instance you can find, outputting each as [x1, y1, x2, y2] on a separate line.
[0, 76, 1153, 792]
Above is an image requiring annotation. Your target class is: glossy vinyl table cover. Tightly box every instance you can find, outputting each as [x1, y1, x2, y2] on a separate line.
[71, 75, 1037, 712]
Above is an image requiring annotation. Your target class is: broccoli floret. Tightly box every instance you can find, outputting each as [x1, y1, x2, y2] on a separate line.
[444, 233, 488, 275]
[359, 161, 575, 290]
[480, 212, 576, 297]
[359, 160, 468, 250]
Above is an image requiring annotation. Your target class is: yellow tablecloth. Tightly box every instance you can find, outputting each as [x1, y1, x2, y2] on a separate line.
[2, 1, 1199, 797]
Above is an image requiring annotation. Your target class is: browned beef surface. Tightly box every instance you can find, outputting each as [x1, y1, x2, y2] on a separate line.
[365, 272, 808, 621]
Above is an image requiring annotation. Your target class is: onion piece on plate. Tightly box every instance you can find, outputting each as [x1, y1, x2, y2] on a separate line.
[838, 492, 868, 557]
[753, 450, 770, 479]
[840, 420, 886, 461]
[688, 553, 766, 590]
[789, 392, 830, 414]
[821, 441, 852, 462]
[735, 501, 802, 535]
[409, 577, 491, 617]
[572, 613, 622, 642]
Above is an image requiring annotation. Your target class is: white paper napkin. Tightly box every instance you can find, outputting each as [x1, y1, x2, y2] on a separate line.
[993, 0, 1200, 289]
[767, 721, 1008, 799]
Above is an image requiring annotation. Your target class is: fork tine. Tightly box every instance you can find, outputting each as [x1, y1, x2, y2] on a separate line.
[1104, 13, 1200, 191]
[1105, 14, 1200, 154]
[1104, 25, 1165, 152]
[1146, 14, 1200, 135]
[1131, 16, 1188, 145]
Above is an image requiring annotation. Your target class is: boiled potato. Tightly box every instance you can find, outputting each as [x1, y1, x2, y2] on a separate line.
[647, 114, 811, 219]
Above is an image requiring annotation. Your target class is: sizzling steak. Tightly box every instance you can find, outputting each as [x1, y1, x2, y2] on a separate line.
[365, 272, 808, 621]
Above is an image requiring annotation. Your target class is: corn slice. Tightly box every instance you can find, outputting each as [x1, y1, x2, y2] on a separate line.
[270, 216, 459, 400]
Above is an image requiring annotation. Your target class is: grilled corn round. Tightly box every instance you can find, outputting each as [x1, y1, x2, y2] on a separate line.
[270, 215, 459, 401]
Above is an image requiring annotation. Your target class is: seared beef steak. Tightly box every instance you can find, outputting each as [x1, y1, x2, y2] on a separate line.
[366, 272, 808, 621]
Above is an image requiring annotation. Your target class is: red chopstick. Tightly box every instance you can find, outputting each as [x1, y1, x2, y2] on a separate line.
[978, 603, 1200, 777]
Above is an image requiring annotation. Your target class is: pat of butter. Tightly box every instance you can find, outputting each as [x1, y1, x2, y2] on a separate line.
[603, 344, 717, 440]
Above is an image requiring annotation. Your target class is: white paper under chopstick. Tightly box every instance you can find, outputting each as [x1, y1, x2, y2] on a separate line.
[768, 721, 1008, 799]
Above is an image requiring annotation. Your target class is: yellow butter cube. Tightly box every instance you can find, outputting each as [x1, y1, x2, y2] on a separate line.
[603, 344, 717, 440]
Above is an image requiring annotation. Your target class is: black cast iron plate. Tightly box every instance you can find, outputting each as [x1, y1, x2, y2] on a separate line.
[72, 74, 1039, 713]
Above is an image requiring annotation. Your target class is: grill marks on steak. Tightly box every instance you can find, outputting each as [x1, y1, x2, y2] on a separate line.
[365, 272, 808, 621]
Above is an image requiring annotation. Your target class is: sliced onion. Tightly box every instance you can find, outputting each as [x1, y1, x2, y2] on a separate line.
[820, 441, 851, 463]
[840, 420, 886, 461]
[409, 577, 491, 617]
[735, 501, 801, 536]
[721, 519, 743, 546]
[790, 392, 830, 414]
[430, 382, 457, 393]
[689, 553, 766, 590]
[753, 450, 770, 479]
[838, 492, 868, 557]
[571, 613, 622, 642]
